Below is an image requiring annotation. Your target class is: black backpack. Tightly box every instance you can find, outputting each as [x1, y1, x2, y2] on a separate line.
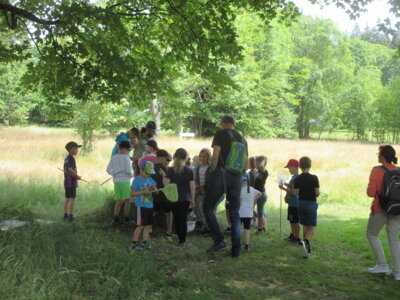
[378, 166, 400, 215]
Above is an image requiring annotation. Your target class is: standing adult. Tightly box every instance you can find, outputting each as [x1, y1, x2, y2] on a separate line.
[203, 115, 248, 257]
[132, 121, 157, 176]
[366, 145, 400, 280]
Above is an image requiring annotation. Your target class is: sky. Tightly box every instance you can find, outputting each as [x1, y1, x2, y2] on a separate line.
[292, 0, 398, 33]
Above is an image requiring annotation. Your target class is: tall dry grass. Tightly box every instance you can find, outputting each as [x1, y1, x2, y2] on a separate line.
[0, 126, 395, 209]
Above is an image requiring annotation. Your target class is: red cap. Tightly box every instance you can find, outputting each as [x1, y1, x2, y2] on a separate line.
[285, 159, 299, 168]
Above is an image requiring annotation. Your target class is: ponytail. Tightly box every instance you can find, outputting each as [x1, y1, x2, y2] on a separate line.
[379, 145, 397, 164]
[173, 157, 184, 174]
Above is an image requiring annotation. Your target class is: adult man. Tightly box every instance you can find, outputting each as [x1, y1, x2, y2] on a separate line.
[203, 115, 248, 257]
[132, 121, 157, 176]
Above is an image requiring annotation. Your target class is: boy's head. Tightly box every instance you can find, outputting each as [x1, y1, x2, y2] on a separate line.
[140, 161, 156, 178]
[146, 140, 159, 153]
[299, 156, 312, 171]
[118, 140, 131, 154]
[156, 149, 171, 165]
[284, 159, 299, 175]
[220, 115, 236, 129]
[65, 141, 82, 155]
[127, 127, 139, 140]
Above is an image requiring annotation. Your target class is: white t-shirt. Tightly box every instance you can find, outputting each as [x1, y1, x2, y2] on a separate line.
[239, 186, 261, 218]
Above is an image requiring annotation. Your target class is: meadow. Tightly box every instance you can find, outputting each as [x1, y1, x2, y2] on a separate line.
[0, 126, 398, 299]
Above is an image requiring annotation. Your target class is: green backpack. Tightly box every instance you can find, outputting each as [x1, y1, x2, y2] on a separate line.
[224, 130, 247, 174]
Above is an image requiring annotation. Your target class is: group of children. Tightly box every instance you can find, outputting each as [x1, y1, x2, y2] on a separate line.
[62, 130, 320, 258]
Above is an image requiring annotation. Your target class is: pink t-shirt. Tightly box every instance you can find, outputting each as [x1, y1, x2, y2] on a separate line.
[138, 154, 157, 167]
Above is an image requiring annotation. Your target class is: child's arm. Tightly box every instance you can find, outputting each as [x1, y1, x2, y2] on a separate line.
[67, 167, 81, 180]
[292, 188, 299, 196]
[131, 188, 151, 197]
[315, 188, 320, 197]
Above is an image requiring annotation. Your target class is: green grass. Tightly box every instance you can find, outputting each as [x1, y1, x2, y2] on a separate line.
[0, 178, 398, 300]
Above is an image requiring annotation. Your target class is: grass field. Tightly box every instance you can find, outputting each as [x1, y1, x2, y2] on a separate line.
[0, 126, 399, 299]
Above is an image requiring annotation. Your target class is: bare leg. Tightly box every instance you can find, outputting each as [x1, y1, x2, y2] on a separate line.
[304, 226, 316, 240]
[166, 212, 173, 234]
[123, 198, 131, 217]
[258, 216, 266, 230]
[133, 226, 144, 242]
[143, 225, 152, 241]
[114, 200, 123, 216]
[64, 198, 70, 214]
[244, 229, 251, 245]
[69, 198, 75, 215]
[292, 223, 300, 239]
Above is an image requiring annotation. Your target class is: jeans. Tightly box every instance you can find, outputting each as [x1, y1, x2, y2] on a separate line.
[366, 211, 400, 272]
[203, 167, 242, 252]
[256, 192, 267, 217]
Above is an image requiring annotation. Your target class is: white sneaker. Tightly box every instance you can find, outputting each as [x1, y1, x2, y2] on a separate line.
[386, 270, 400, 280]
[368, 264, 390, 274]
[298, 241, 309, 259]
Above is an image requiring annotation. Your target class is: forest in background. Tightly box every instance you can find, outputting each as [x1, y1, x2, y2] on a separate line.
[1, 12, 400, 148]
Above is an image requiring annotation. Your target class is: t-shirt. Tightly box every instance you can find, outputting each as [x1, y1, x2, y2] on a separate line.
[64, 155, 78, 188]
[151, 163, 168, 202]
[131, 176, 157, 208]
[293, 173, 320, 202]
[211, 129, 248, 168]
[138, 154, 157, 166]
[111, 132, 131, 157]
[195, 165, 209, 186]
[248, 169, 258, 188]
[106, 154, 133, 183]
[133, 132, 156, 160]
[166, 166, 194, 202]
[239, 186, 261, 218]
[285, 174, 299, 207]
[254, 170, 269, 193]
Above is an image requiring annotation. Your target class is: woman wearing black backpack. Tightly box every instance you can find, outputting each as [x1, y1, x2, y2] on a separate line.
[366, 145, 400, 280]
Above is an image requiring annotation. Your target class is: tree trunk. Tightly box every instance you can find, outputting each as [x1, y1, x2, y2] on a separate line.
[150, 96, 161, 137]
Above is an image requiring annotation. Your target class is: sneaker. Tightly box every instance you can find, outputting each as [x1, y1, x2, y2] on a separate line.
[198, 228, 210, 235]
[368, 264, 390, 274]
[284, 233, 293, 241]
[298, 241, 309, 259]
[305, 239, 312, 254]
[175, 242, 188, 248]
[386, 270, 400, 280]
[122, 217, 134, 225]
[68, 215, 75, 221]
[63, 214, 69, 221]
[289, 236, 301, 242]
[165, 232, 174, 237]
[206, 242, 227, 253]
[112, 216, 120, 225]
[244, 244, 250, 251]
[142, 242, 153, 251]
[130, 242, 142, 252]
[231, 249, 241, 258]
[224, 226, 232, 233]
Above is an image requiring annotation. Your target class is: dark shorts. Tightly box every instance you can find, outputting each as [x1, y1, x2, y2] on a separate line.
[241, 218, 252, 230]
[287, 206, 299, 224]
[136, 207, 153, 226]
[154, 200, 172, 213]
[298, 200, 318, 227]
[65, 187, 76, 198]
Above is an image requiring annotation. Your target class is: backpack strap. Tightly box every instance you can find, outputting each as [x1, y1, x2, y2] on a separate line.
[379, 165, 390, 173]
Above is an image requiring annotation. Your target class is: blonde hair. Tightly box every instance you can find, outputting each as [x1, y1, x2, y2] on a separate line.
[255, 155, 267, 170]
[199, 148, 211, 165]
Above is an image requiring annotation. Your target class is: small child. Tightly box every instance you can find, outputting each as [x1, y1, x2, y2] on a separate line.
[194, 149, 211, 233]
[253, 156, 269, 233]
[239, 174, 262, 251]
[248, 156, 258, 188]
[293, 156, 320, 258]
[111, 127, 139, 157]
[63, 141, 82, 221]
[130, 161, 157, 251]
[279, 159, 300, 242]
[107, 141, 134, 225]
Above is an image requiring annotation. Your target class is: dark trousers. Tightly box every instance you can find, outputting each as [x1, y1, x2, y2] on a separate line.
[203, 167, 242, 253]
[171, 201, 190, 243]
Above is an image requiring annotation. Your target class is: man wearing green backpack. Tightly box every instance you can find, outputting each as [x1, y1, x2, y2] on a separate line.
[204, 115, 248, 258]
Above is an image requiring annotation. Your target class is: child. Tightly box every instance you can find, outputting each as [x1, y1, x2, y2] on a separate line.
[194, 148, 211, 233]
[254, 156, 269, 232]
[279, 159, 300, 242]
[107, 141, 134, 225]
[293, 156, 320, 258]
[151, 149, 173, 236]
[63, 141, 82, 221]
[130, 161, 157, 251]
[248, 156, 258, 188]
[161, 148, 195, 247]
[239, 174, 262, 251]
[111, 127, 139, 157]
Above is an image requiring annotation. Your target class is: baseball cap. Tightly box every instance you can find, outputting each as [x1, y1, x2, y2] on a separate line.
[147, 139, 159, 150]
[140, 161, 155, 174]
[65, 141, 82, 150]
[145, 121, 157, 131]
[284, 159, 299, 168]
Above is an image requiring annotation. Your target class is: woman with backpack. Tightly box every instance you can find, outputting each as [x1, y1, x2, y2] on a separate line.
[366, 145, 400, 280]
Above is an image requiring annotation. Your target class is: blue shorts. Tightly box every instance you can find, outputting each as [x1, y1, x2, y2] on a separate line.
[298, 200, 318, 227]
[257, 192, 267, 217]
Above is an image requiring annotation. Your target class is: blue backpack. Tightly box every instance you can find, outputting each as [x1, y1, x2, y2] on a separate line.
[224, 130, 247, 175]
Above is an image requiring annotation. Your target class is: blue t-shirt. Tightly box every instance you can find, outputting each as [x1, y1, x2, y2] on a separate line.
[111, 132, 131, 157]
[64, 155, 78, 188]
[285, 174, 299, 207]
[131, 176, 157, 208]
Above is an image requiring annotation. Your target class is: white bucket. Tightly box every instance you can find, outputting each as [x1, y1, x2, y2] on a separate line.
[187, 221, 196, 232]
